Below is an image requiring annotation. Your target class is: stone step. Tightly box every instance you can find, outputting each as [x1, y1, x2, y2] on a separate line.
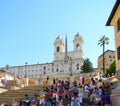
[0, 85, 44, 104]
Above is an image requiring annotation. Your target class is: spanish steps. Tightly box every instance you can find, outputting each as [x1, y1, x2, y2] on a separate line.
[0, 80, 92, 105]
[0, 80, 45, 104]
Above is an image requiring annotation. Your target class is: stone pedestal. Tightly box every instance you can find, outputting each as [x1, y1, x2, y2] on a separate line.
[21, 77, 29, 86]
[70, 75, 74, 87]
[111, 71, 120, 106]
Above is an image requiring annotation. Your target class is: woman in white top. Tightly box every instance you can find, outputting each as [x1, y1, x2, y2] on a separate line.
[84, 84, 90, 97]
[84, 84, 90, 93]
[78, 85, 83, 105]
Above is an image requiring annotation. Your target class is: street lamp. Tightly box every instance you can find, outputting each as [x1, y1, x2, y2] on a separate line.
[25, 62, 28, 77]
[69, 57, 73, 76]
[18, 66, 20, 78]
[39, 73, 41, 85]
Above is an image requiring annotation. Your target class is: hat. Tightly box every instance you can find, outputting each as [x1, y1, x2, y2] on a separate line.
[31, 99, 36, 102]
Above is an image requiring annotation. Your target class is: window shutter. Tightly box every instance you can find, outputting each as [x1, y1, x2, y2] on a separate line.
[117, 18, 120, 32]
[117, 46, 120, 60]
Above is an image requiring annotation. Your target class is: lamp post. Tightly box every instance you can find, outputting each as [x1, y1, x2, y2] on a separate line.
[38, 71, 42, 85]
[39, 74, 41, 85]
[25, 62, 28, 77]
[69, 57, 72, 76]
[18, 66, 20, 78]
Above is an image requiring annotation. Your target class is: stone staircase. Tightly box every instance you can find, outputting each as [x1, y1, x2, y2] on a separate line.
[0, 85, 45, 105]
[0, 80, 22, 90]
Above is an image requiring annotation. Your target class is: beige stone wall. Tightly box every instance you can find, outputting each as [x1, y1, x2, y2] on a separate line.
[97, 51, 115, 69]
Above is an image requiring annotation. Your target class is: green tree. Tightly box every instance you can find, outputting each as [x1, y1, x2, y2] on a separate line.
[106, 60, 116, 76]
[98, 35, 109, 73]
[81, 58, 94, 73]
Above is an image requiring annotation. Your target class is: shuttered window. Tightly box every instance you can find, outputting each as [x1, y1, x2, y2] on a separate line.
[117, 18, 120, 32]
[117, 46, 120, 60]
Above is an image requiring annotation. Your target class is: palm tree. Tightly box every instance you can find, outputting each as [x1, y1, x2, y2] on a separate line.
[98, 35, 109, 73]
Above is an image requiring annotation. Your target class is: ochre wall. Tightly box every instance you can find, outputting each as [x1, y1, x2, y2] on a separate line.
[110, 5, 120, 70]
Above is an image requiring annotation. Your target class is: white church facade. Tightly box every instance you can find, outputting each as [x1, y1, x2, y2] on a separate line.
[3, 33, 84, 82]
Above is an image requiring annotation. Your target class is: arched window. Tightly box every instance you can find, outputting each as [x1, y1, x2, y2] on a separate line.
[76, 44, 80, 50]
[56, 46, 60, 52]
[77, 63, 79, 70]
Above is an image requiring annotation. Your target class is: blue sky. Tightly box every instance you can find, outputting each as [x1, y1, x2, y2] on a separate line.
[0, 0, 115, 68]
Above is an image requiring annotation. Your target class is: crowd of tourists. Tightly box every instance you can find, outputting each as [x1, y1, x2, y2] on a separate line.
[0, 75, 114, 106]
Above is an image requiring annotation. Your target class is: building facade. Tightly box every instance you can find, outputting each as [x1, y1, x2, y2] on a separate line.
[3, 33, 84, 81]
[106, 0, 120, 105]
[106, 0, 120, 71]
[97, 50, 115, 69]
